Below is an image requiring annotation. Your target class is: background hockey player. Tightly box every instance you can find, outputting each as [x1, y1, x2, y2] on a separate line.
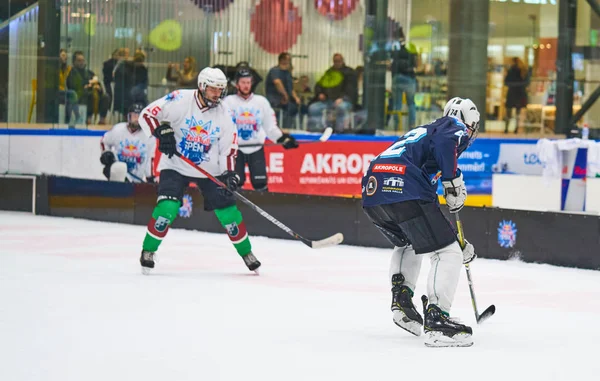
[100, 103, 156, 183]
[137, 67, 261, 274]
[361, 97, 479, 347]
[222, 68, 298, 191]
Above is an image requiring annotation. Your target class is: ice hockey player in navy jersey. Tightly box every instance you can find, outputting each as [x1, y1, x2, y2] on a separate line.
[361, 97, 479, 347]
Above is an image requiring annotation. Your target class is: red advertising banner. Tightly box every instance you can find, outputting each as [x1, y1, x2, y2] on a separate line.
[240, 141, 390, 197]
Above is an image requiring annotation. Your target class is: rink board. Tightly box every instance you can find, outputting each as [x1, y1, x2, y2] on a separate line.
[1, 175, 599, 270]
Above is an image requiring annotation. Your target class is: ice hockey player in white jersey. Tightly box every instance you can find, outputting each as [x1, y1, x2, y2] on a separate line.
[100, 103, 156, 183]
[137, 67, 261, 274]
[222, 68, 298, 191]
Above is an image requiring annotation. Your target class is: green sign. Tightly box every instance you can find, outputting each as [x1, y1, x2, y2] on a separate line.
[591, 30, 598, 47]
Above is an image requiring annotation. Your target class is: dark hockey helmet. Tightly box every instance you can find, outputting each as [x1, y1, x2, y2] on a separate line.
[127, 103, 144, 131]
[234, 68, 253, 84]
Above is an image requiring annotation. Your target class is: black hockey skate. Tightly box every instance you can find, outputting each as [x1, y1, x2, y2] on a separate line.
[242, 252, 261, 273]
[423, 301, 473, 347]
[140, 250, 155, 275]
[391, 274, 423, 336]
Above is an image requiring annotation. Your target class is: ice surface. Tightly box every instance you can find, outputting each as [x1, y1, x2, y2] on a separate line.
[1, 211, 599, 381]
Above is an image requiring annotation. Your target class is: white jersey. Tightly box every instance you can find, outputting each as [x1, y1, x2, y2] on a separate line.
[222, 93, 282, 155]
[100, 122, 156, 182]
[139, 89, 238, 178]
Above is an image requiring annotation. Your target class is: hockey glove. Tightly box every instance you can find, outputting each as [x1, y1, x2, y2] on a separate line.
[100, 151, 116, 180]
[277, 133, 299, 149]
[153, 124, 177, 158]
[100, 150, 116, 166]
[221, 170, 241, 191]
[442, 171, 467, 213]
[462, 239, 476, 264]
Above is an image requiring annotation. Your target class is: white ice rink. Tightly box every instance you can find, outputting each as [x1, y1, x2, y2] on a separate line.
[1, 211, 600, 381]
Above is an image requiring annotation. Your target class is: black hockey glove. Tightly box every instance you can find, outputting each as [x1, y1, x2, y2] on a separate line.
[153, 124, 177, 158]
[277, 133, 299, 149]
[221, 170, 241, 191]
[100, 151, 116, 166]
[100, 151, 116, 180]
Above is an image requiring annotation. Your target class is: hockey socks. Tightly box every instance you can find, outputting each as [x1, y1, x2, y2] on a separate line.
[214, 205, 252, 256]
[142, 199, 181, 252]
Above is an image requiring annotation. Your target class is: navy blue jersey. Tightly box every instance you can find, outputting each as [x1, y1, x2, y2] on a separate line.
[362, 117, 470, 206]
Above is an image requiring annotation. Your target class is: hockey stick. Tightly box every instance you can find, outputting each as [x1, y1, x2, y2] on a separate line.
[454, 212, 496, 324]
[238, 127, 333, 148]
[174, 152, 344, 249]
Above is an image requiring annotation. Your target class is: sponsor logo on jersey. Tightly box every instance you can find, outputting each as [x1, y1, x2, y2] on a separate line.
[154, 216, 170, 232]
[118, 139, 146, 171]
[497, 220, 517, 248]
[372, 164, 406, 175]
[178, 194, 193, 218]
[181, 117, 216, 164]
[382, 176, 403, 194]
[165, 90, 183, 102]
[365, 176, 377, 196]
[430, 170, 442, 185]
[235, 107, 260, 140]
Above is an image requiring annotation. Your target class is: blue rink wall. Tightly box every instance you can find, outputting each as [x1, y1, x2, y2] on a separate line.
[1, 175, 599, 270]
[0, 128, 547, 197]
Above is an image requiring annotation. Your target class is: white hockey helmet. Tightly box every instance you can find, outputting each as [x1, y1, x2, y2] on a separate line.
[443, 97, 480, 142]
[197, 67, 228, 108]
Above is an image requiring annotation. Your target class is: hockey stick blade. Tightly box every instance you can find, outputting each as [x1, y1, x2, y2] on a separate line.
[308, 232, 344, 249]
[476, 305, 496, 324]
[318, 127, 333, 142]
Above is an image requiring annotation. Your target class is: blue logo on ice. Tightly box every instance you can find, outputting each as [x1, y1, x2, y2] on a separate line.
[497, 220, 517, 248]
[179, 194, 193, 218]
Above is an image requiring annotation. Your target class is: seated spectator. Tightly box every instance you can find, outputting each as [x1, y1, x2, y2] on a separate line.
[265, 52, 301, 129]
[57, 48, 80, 124]
[114, 50, 149, 115]
[66, 51, 110, 125]
[307, 53, 357, 133]
[166, 56, 198, 89]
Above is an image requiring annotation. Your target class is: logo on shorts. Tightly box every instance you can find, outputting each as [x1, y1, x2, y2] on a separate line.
[497, 220, 517, 248]
[372, 164, 406, 175]
[225, 222, 239, 237]
[382, 176, 403, 194]
[154, 216, 170, 232]
[366, 176, 377, 196]
[178, 194, 193, 218]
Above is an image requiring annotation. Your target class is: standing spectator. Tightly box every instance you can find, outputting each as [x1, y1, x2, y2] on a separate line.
[102, 49, 120, 102]
[504, 57, 529, 134]
[265, 52, 301, 129]
[57, 48, 79, 124]
[307, 53, 357, 132]
[166, 56, 198, 89]
[114, 50, 149, 115]
[66, 51, 110, 125]
[390, 29, 418, 130]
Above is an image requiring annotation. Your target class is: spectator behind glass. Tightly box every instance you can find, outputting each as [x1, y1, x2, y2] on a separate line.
[307, 53, 357, 133]
[504, 57, 529, 134]
[390, 29, 418, 130]
[265, 52, 301, 129]
[166, 56, 198, 89]
[114, 50, 149, 115]
[102, 49, 120, 101]
[57, 48, 79, 124]
[66, 51, 110, 125]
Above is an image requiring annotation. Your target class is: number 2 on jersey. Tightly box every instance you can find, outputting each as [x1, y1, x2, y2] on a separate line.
[379, 127, 427, 158]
